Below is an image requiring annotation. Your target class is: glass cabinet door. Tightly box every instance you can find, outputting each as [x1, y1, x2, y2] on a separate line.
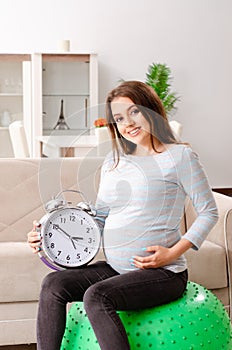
[0, 54, 31, 157]
[31, 53, 98, 157]
[42, 55, 90, 135]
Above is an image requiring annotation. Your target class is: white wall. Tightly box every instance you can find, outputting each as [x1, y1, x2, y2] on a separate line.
[0, 0, 231, 187]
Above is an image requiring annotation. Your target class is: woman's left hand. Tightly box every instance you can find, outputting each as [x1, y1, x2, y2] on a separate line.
[132, 245, 176, 269]
[132, 239, 193, 269]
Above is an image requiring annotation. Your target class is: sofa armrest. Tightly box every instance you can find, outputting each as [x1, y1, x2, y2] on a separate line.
[206, 191, 232, 315]
[185, 191, 232, 249]
[207, 192, 232, 247]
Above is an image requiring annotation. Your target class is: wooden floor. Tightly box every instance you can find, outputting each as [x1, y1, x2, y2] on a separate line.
[0, 345, 36, 350]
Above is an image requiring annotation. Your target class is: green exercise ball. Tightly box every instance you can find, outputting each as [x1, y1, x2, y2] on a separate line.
[60, 281, 232, 350]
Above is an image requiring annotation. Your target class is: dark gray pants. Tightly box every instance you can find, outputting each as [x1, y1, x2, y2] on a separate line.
[37, 261, 188, 350]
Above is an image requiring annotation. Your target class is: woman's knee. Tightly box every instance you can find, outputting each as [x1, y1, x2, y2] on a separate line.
[83, 282, 114, 312]
[40, 271, 60, 295]
[83, 283, 99, 308]
[40, 271, 69, 301]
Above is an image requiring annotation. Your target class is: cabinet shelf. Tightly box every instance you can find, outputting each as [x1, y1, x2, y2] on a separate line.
[43, 128, 88, 136]
[0, 93, 23, 97]
[42, 93, 89, 97]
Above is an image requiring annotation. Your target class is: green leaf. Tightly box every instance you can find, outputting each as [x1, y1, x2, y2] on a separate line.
[145, 63, 180, 115]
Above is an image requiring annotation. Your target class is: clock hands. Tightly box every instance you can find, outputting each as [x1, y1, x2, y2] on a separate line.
[53, 225, 84, 241]
[52, 224, 89, 254]
[53, 224, 77, 250]
[53, 224, 69, 237]
[70, 238, 77, 250]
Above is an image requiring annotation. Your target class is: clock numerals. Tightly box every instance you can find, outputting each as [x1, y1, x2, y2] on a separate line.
[57, 250, 62, 256]
[88, 237, 92, 244]
[49, 232, 53, 238]
[60, 217, 66, 224]
[70, 215, 75, 222]
[76, 253, 81, 259]
[66, 255, 71, 261]
[50, 242, 55, 249]
[84, 247, 88, 253]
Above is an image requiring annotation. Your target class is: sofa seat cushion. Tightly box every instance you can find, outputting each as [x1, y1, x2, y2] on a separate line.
[185, 240, 227, 290]
[0, 242, 50, 303]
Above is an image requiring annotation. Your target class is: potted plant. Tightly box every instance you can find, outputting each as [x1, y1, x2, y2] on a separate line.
[94, 118, 110, 144]
[145, 63, 180, 116]
[94, 118, 107, 128]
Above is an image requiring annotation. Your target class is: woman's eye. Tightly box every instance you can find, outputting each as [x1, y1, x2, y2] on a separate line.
[130, 108, 139, 116]
[115, 116, 123, 123]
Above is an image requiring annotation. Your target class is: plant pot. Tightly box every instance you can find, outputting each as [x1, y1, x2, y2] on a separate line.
[95, 127, 110, 144]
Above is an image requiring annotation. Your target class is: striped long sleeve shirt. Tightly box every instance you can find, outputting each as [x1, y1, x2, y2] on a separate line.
[95, 144, 219, 274]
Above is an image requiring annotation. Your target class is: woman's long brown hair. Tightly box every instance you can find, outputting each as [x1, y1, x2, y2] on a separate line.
[105, 81, 181, 167]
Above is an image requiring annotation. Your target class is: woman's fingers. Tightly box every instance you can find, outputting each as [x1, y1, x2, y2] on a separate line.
[131, 246, 173, 269]
[27, 221, 42, 254]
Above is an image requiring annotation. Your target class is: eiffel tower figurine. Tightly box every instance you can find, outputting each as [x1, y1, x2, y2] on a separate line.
[53, 99, 70, 130]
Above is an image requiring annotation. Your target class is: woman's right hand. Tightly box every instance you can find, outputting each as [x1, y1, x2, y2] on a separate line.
[27, 220, 42, 254]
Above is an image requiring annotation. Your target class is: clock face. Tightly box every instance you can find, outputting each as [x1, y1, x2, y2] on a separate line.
[40, 207, 101, 268]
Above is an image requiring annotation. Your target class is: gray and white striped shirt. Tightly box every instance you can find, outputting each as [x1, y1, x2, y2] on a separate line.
[96, 144, 218, 274]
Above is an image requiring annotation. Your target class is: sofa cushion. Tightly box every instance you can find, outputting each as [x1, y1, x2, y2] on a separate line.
[185, 239, 227, 290]
[0, 242, 50, 303]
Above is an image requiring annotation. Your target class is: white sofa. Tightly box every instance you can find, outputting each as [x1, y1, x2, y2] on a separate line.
[0, 157, 232, 346]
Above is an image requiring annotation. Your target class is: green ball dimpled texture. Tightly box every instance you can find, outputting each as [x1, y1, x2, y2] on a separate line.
[60, 281, 232, 350]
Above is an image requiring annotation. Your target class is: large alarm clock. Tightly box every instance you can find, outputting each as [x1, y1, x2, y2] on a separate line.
[37, 190, 102, 270]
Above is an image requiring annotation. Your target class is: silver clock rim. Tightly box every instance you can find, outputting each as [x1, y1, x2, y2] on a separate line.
[38, 207, 101, 269]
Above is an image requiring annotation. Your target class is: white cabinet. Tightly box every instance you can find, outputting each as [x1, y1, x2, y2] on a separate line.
[0, 53, 98, 157]
[31, 53, 98, 157]
[0, 54, 32, 157]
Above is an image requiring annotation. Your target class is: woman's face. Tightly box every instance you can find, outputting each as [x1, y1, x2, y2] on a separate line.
[111, 96, 152, 149]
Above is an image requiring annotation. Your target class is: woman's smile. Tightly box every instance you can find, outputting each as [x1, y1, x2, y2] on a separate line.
[127, 126, 141, 137]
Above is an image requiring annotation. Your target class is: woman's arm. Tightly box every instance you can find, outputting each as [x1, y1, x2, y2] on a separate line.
[177, 146, 219, 250]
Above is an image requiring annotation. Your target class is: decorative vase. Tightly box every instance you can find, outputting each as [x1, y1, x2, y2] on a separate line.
[95, 126, 110, 144]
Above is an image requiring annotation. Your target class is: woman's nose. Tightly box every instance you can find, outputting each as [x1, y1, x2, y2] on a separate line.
[124, 115, 135, 127]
